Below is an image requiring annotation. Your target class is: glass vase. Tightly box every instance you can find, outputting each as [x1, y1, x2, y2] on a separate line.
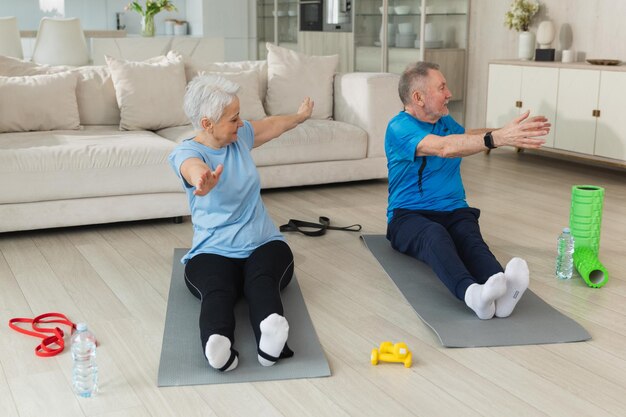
[141, 14, 155, 37]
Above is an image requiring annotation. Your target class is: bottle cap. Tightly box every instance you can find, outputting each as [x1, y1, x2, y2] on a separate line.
[76, 323, 87, 332]
[563, 227, 570, 233]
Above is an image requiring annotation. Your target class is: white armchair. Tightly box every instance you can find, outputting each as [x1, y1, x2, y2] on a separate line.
[31, 17, 89, 66]
[0, 16, 23, 59]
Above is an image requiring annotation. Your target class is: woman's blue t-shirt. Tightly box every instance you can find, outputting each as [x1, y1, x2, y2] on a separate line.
[168, 121, 284, 263]
[385, 111, 468, 222]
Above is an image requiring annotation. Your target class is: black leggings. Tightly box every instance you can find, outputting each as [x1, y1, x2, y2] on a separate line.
[184, 240, 294, 351]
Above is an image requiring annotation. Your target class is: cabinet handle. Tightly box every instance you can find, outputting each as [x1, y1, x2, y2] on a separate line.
[515, 101, 522, 108]
[592, 109, 601, 117]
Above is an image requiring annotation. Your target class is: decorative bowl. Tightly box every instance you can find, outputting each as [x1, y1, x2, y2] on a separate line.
[394, 6, 412, 15]
[398, 22, 414, 34]
[586, 59, 621, 66]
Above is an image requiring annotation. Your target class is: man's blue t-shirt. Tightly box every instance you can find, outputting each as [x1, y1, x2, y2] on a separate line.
[168, 121, 284, 263]
[385, 111, 468, 222]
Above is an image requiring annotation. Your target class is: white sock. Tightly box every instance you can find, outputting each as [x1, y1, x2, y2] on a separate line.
[464, 272, 507, 319]
[496, 257, 530, 318]
[205, 334, 238, 372]
[258, 313, 289, 367]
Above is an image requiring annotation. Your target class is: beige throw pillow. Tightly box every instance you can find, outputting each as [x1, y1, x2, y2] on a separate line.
[265, 43, 338, 119]
[0, 55, 67, 76]
[195, 70, 266, 121]
[0, 72, 80, 133]
[186, 60, 268, 102]
[0, 56, 120, 126]
[106, 51, 188, 130]
[72, 66, 120, 126]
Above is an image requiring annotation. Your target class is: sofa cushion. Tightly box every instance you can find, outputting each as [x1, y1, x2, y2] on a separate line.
[155, 124, 196, 143]
[106, 51, 189, 131]
[0, 126, 181, 204]
[157, 120, 367, 166]
[251, 119, 367, 166]
[265, 43, 338, 119]
[0, 56, 120, 126]
[0, 72, 80, 133]
[195, 69, 266, 120]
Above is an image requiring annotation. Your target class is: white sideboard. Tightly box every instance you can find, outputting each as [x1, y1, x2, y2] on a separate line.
[486, 60, 626, 166]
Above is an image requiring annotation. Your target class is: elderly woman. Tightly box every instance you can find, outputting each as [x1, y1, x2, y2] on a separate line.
[169, 74, 313, 372]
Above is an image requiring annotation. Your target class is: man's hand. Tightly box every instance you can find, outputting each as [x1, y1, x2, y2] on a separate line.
[193, 164, 223, 196]
[493, 110, 551, 149]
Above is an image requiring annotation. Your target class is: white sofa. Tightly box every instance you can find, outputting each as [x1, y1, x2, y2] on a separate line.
[0, 50, 401, 233]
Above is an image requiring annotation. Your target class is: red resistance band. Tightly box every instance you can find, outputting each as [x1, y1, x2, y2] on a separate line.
[8, 313, 77, 357]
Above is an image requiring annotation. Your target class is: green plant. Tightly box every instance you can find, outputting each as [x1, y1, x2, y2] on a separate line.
[504, 0, 539, 32]
[126, 0, 177, 17]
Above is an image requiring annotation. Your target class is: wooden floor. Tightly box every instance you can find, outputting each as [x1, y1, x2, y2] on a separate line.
[1, 149, 625, 417]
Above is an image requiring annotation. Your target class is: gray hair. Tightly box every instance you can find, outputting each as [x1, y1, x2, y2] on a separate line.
[183, 73, 241, 130]
[398, 61, 440, 105]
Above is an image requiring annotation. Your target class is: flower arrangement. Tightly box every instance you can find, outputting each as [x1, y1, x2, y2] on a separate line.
[126, 1, 177, 36]
[504, 0, 539, 32]
[126, 0, 177, 17]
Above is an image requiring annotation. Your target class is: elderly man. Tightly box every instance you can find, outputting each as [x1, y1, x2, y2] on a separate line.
[385, 61, 551, 319]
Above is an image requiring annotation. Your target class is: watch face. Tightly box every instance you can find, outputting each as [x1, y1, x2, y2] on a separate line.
[484, 132, 496, 149]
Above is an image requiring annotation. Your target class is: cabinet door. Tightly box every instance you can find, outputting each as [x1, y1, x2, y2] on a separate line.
[486, 64, 521, 128]
[256, 0, 298, 59]
[520, 66, 558, 148]
[594, 71, 626, 161]
[554, 69, 600, 154]
[299, 31, 354, 72]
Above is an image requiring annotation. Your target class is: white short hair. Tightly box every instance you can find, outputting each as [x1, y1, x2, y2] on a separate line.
[184, 73, 241, 130]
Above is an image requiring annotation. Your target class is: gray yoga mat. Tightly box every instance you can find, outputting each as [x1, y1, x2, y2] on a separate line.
[362, 235, 591, 348]
[157, 249, 330, 386]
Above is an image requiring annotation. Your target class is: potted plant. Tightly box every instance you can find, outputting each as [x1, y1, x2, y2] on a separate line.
[504, 0, 540, 60]
[126, 0, 177, 37]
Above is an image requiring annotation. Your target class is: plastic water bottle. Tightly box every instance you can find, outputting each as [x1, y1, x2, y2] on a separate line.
[71, 323, 98, 397]
[556, 227, 575, 280]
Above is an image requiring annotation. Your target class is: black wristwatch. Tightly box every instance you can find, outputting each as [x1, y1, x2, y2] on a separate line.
[483, 131, 497, 149]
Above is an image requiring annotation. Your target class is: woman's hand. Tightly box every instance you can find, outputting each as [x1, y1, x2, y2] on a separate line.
[297, 97, 314, 122]
[251, 97, 316, 147]
[193, 164, 223, 196]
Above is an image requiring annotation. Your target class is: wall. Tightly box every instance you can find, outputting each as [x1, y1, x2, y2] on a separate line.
[466, 0, 626, 128]
[186, 0, 256, 61]
[0, 0, 184, 35]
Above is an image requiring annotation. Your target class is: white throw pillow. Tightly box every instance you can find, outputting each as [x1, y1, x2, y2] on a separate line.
[106, 51, 189, 131]
[195, 70, 266, 121]
[0, 72, 80, 133]
[265, 43, 338, 119]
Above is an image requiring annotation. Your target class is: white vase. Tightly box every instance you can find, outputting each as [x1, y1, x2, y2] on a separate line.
[518, 31, 535, 60]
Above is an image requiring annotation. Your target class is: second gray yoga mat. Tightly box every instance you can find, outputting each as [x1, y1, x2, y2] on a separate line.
[157, 248, 330, 386]
[362, 235, 591, 348]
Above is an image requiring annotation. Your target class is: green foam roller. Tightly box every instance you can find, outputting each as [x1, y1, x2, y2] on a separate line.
[569, 185, 609, 288]
[570, 185, 604, 253]
[573, 247, 609, 288]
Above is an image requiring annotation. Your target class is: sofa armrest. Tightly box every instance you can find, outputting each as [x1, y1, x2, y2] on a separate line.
[334, 72, 402, 158]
